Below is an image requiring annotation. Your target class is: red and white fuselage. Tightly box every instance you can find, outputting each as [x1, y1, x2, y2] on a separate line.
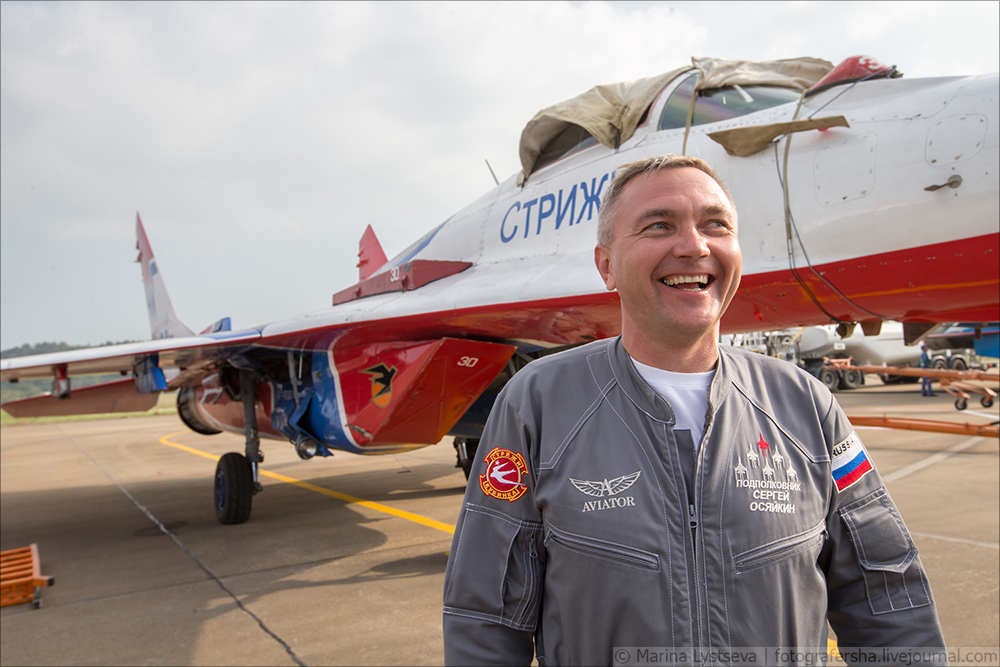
[263, 69, 998, 355]
[4, 61, 997, 457]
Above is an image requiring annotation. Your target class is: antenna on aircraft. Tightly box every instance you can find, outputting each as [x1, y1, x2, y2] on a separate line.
[485, 159, 499, 186]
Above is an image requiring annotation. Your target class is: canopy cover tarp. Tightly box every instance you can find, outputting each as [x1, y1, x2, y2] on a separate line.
[518, 56, 834, 180]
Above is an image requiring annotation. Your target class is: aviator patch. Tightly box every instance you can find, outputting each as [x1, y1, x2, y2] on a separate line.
[832, 431, 873, 492]
[479, 448, 529, 502]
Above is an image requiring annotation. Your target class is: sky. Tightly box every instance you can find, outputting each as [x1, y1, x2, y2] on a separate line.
[2, 0, 998, 349]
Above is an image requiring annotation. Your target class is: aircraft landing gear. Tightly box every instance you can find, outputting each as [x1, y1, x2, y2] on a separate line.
[215, 369, 264, 524]
[215, 453, 253, 524]
[454, 437, 480, 481]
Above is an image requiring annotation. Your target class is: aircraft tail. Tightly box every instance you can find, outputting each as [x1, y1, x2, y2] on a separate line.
[135, 214, 195, 340]
[357, 225, 389, 281]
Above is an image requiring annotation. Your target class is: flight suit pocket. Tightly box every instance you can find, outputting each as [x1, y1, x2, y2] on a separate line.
[545, 524, 660, 572]
[839, 488, 930, 614]
[733, 523, 826, 575]
[444, 504, 544, 631]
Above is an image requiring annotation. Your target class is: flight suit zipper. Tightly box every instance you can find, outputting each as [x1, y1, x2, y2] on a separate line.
[689, 503, 698, 550]
[689, 409, 714, 651]
[688, 501, 703, 649]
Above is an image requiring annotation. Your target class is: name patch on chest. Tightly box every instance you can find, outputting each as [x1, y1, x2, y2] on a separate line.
[733, 433, 800, 514]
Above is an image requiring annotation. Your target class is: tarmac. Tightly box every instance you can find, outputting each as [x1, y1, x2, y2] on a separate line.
[1, 377, 997, 666]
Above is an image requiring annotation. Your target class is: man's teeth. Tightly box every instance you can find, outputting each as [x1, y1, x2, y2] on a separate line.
[662, 275, 709, 290]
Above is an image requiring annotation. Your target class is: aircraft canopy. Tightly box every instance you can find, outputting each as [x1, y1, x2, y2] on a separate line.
[518, 56, 834, 181]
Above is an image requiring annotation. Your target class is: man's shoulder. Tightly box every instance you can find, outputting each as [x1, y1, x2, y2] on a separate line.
[504, 338, 614, 396]
[719, 344, 824, 389]
[718, 345, 838, 435]
[721, 344, 790, 366]
[527, 338, 612, 370]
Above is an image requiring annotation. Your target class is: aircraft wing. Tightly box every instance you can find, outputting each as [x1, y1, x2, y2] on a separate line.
[1, 330, 260, 385]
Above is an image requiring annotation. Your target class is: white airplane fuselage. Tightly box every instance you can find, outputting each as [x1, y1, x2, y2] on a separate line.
[265, 71, 997, 353]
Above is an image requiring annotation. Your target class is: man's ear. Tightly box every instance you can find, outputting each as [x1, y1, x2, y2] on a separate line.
[594, 245, 616, 292]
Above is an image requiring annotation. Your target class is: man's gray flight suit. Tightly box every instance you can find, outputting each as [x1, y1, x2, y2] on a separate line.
[443, 338, 945, 665]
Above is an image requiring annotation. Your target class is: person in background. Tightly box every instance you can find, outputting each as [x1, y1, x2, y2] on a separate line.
[920, 344, 936, 397]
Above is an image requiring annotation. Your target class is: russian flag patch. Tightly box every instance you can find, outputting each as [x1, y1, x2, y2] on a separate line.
[832, 431, 873, 492]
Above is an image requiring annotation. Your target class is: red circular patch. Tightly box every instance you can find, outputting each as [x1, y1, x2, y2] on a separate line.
[479, 448, 529, 502]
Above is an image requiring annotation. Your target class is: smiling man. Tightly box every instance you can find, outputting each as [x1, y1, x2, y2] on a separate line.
[594, 157, 742, 373]
[443, 155, 946, 666]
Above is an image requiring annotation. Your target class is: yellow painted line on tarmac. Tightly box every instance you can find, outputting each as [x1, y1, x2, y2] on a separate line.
[159, 432, 224, 461]
[158, 432, 455, 535]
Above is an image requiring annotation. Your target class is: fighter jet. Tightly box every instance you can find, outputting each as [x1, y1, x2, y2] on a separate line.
[3, 56, 997, 523]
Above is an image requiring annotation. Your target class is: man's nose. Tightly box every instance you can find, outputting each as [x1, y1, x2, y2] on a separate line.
[672, 224, 710, 258]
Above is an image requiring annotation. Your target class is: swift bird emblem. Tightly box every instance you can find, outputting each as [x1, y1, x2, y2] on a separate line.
[490, 462, 522, 486]
[479, 447, 530, 502]
[361, 363, 397, 407]
[570, 471, 641, 497]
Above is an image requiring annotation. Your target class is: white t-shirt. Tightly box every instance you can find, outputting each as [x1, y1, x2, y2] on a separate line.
[630, 358, 714, 451]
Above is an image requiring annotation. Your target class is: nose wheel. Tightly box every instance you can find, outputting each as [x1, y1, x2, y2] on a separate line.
[213, 368, 265, 524]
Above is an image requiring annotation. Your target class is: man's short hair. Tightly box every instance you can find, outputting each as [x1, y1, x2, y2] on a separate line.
[597, 154, 736, 247]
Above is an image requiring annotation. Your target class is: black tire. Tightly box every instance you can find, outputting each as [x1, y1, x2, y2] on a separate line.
[215, 452, 253, 524]
[981, 395, 994, 408]
[955, 397, 968, 411]
[932, 358, 948, 370]
[817, 369, 839, 392]
[838, 369, 863, 390]
[950, 357, 968, 371]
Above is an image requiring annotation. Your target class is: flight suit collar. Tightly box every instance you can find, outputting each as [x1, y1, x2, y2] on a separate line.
[604, 336, 734, 430]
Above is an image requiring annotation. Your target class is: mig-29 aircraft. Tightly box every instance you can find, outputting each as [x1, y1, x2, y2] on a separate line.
[3, 56, 998, 524]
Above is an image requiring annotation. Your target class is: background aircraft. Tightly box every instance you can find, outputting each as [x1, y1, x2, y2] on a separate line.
[3, 55, 998, 523]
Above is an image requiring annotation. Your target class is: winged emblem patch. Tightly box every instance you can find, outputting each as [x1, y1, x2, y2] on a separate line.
[570, 471, 641, 497]
[479, 447, 529, 502]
